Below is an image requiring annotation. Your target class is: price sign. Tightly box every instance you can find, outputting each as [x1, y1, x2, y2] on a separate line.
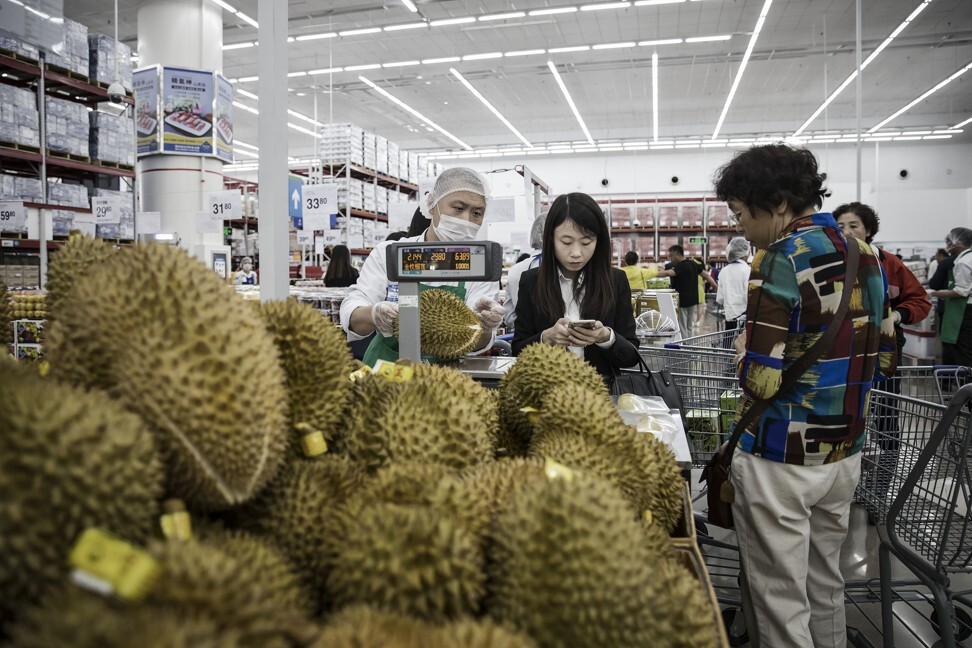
[297, 230, 313, 246]
[320, 228, 342, 246]
[208, 189, 240, 221]
[314, 236, 325, 255]
[489, 197, 516, 223]
[91, 196, 122, 225]
[302, 184, 338, 217]
[0, 201, 27, 231]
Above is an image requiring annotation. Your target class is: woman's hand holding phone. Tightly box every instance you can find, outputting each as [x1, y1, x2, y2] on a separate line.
[567, 319, 611, 346]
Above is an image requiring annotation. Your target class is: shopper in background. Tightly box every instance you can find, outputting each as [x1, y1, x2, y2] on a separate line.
[715, 237, 751, 333]
[340, 168, 503, 366]
[656, 245, 714, 338]
[714, 144, 897, 648]
[406, 206, 432, 237]
[930, 227, 972, 367]
[512, 192, 640, 378]
[928, 247, 947, 283]
[323, 244, 359, 288]
[621, 250, 658, 293]
[503, 211, 546, 330]
[694, 258, 718, 331]
[233, 256, 257, 285]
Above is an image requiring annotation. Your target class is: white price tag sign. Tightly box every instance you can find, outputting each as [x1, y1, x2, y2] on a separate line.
[387, 202, 415, 232]
[320, 228, 342, 246]
[372, 226, 389, 247]
[74, 212, 97, 237]
[91, 196, 122, 225]
[314, 236, 325, 255]
[303, 213, 329, 232]
[208, 189, 240, 221]
[0, 201, 27, 231]
[489, 197, 516, 223]
[297, 230, 313, 246]
[302, 184, 338, 217]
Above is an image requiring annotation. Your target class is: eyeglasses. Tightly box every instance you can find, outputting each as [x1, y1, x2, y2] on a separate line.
[728, 209, 743, 225]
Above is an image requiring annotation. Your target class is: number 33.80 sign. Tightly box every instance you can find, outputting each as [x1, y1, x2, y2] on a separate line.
[302, 184, 338, 217]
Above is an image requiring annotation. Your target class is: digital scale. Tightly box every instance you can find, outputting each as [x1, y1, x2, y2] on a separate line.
[385, 240, 514, 381]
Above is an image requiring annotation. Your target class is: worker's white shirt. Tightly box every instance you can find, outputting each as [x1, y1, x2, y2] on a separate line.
[504, 250, 541, 328]
[715, 259, 750, 322]
[953, 249, 972, 305]
[339, 230, 501, 340]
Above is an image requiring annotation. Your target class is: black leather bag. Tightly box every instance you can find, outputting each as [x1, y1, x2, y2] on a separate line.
[610, 356, 685, 418]
[701, 239, 861, 529]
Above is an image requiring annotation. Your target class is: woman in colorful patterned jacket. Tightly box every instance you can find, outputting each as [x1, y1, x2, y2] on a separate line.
[714, 144, 897, 648]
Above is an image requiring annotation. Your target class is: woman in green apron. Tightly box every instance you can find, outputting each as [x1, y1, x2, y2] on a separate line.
[339, 168, 505, 366]
[931, 228, 972, 365]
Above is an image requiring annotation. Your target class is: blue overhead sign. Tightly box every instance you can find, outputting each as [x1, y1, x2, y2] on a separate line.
[288, 175, 303, 229]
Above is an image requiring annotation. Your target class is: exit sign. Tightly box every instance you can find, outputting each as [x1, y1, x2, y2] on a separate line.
[688, 236, 708, 245]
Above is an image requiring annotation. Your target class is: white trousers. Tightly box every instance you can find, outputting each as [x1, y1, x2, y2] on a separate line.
[677, 307, 695, 339]
[730, 451, 862, 648]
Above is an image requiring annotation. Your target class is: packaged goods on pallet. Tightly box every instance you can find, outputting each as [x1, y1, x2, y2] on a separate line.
[399, 149, 410, 182]
[51, 211, 77, 236]
[319, 123, 364, 166]
[47, 181, 89, 209]
[0, 35, 40, 61]
[45, 96, 89, 158]
[1, 175, 43, 203]
[0, 86, 40, 148]
[408, 152, 420, 183]
[91, 187, 134, 239]
[376, 134, 388, 174]
[387, 141, 400, 178]
[363, 131, 377, 169]
[47, 19, 89, 77]
[88, 34, 133, 91]
[89, 111, 135, 166]
[377, 186, 389, 215]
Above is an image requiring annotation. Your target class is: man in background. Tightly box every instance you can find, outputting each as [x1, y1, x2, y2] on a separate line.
[657, 244, 716, 337]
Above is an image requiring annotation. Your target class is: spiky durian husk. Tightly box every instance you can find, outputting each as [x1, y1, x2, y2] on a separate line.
[348, 460, 451, 512]
[258, 299, 354, 460]
[44, 234, 117, 325]
[498, 344, 607, 455]
[314, 605, 423, 648]
[343, 368, 493, 472]
[650, 558, 722, 648]
[412, 364, 501, 454]
[9, 588, 256, 648]
[432, 618, 540, 648]
[487, 471, 667, 648]
[230, 455, 367, 606]
[0, 278, 12, 348]
[326, 502, 485, 622]
[45, 243, 288, 511]
[393, 288, 482, 359]
[529, 383, 685, 531]
[0, 361, 164, 629]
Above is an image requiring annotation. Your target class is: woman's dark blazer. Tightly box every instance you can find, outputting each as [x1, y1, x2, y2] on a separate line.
[511, 267, 641, 376]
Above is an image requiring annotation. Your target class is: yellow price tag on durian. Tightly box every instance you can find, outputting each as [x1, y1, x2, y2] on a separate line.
[373, 359, 415, 383]
[300, 431, 329, 457]
[349, 365, 373, 383]
[160, 510, 193, 540]
[543, 458, 575, 483]
[68, 528, 161, 602]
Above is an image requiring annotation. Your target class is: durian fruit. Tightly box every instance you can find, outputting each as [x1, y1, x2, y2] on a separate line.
[0, 361, 164, 628]
[432, 618, 540, 648]
[487, 470, 669, 648]
[0, 278, 11, 347]
[45, 243, 288, 511]
[343, 367, 493, 472]
[393, 288, 482, 359]
[314, 605, 424, 648]
[649, 557, 722, 648]
[413, 364, 502, 456]
[44, 233, 116, 324]
[348, 460, 451, 512]
[258, 299, 353, 460]
[432, 457, 547, 542]
[498, 344, 607, 455]
[530, 383, 685, 531]
[326, 502, 485, 622]
[230, 455, 368, 606]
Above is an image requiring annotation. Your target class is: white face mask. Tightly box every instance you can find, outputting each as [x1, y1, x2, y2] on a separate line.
[433, 212, 481, 241]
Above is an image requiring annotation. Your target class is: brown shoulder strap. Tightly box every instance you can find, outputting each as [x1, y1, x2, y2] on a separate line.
[720, 237, 862, 464]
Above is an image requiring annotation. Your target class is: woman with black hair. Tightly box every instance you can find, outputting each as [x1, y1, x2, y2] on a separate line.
[512, 192, 640, 377]
[323, 244, 359, 288]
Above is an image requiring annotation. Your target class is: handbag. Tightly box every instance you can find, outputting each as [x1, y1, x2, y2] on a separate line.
[701, 238, 861, 529]
[610, 355, 686, 421]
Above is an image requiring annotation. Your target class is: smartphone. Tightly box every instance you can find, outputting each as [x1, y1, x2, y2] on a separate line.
[567, 319, 598, 329]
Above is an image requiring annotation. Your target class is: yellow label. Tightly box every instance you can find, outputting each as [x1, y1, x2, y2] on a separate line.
[159, 510, 193, 540]
[68, 528, 161, 602]
[301, 431, 328, 457]
[642, 509, 654, 526]
[349, 365, 373, 383]
[520, 406, 541, 426]
[543, 458, 575, 482]
[373, 359, 415, 383]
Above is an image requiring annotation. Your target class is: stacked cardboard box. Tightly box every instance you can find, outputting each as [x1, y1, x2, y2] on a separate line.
[407, 153, 420, 183]
[89, 111, 135, 165]
[0, 175, 43, 203]
[399, 150, 410, 182]
[46, 96, 89, 158]
[387, 141, 399, 179]
[363, 132, 377, 169]
[47, 181, 89, 208]
[88, 34, 133, 91]
[377, 186, 389, 215]
[319, 123, 365, 166]
[363, 182, 377, 213]
[0, 86, 40, 148]
[0, 35, 40, 61]
[376, 135, 388, 175]
[47, 19, 89, 77]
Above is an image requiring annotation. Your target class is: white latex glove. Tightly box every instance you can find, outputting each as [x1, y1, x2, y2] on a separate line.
[473, 296, 505, 330]
[371, 301, 399, 336]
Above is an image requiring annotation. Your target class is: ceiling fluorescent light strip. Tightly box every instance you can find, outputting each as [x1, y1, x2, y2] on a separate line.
[235, 10, 258, 28]
[651, 51, 659, 142]
[529, 7, 578, 15]
[308, 67, 343, 75]
[383, 22, 428, 31]
[340, 27, 381, 36]
[592, 42, 636, 50]
[450, 68, 532, 147]
[479, 12, 527, 21]
[211, 0, 236, 12]
[581, 2, 631, 10]
[639, 38, 683, 46]
[635, 0, 685, 5]
[345, 63, 382, 71]
[547, 61, 595, 145]
[793, 0, 934, 136]
[505, 49, 547, 57]
[953, 116, 972, 129]
[288, 109, 322, 127]
[463, 52, 503, 60]
[383, 60, 421, 67]
[222, 41, 255, 50]
[711, 0, 772, 139]
[359, 76, 472, 150]
[233, 148, 259, 158]
[295, 32, 337, 41]
[289, 123, 320, 138]
[400, 0, 418, 11]
[868, 60, 972, 132]
[431, 17, 476, 27]
[422, 56, 461, 64]
[235, 140, 259, 150]
[685, 34, 731, 43]
[549, 45, 590, 53]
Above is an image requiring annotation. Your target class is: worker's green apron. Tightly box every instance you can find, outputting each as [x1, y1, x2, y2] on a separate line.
[362, 282, 468, 367]
[941, 249, 970, 345]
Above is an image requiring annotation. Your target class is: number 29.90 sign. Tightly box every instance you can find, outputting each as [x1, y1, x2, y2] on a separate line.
[91, 196, 123, 225]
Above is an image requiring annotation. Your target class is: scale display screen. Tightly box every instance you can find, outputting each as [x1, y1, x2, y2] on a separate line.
[401, 246, 477, 274]
[388, 241, 502, 281]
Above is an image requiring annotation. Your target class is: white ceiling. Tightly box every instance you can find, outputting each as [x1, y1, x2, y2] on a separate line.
[68, 0, 972, 161]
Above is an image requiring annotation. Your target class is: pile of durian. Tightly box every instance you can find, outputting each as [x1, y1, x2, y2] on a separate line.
[9, 292, 45, 321]
[0, 236, 720, 648]
[0, 278, 11, 347]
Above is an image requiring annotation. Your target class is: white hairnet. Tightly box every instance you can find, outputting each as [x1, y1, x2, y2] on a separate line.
[530, 211, 548, 250]
[421, 167, 491, 219]
[726, 236, 751, 262]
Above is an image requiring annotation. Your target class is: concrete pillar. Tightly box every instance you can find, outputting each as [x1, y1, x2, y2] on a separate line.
[137, 0, 224, 250]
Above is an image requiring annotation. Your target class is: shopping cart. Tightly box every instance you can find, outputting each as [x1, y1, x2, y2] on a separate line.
[667, 328, 742, 352]
[848, 384, 972, 648]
